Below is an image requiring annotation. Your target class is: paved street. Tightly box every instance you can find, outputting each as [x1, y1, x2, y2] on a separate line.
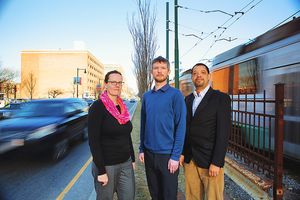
[0, 101, 243, 200]
[0, 140, 93, 200]
[0, 101, 137, 200]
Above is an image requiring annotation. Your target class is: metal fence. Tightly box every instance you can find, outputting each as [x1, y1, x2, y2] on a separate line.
[227, 83, 284, 200]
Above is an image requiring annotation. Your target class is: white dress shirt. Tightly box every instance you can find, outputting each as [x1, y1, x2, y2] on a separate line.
[192, 84, 210, 116]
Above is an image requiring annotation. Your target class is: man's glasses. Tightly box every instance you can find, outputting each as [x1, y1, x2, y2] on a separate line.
[107, 81, 124, 86]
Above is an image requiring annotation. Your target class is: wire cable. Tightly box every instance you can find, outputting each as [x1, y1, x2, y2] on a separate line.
[270, 9, 300, 30]
[198, 0, 264, 61]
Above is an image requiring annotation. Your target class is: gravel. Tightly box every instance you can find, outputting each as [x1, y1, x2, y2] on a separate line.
[224, 174, 254, 200]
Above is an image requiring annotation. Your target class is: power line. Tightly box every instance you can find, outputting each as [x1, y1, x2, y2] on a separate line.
[168, 21, 212, 36]
[175, 0, 252, 57]
[270, 10, 300, 30]
[179, 0, 256, 60]
[239, 0, 256, 12]
[178, 5, 234, 17]
[191, 0, 262, 61]
[199, 0, 264, 60]
[181, 33, 203, 40]
[177, 0, 265, 61]
[179, 17, 232, 59]
[169, 28, 219, 41]
[215, 37, 237, 42]
[177, 3, 242, 51]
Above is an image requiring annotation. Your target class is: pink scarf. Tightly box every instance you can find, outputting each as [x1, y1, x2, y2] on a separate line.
[100, 91, 130, 125]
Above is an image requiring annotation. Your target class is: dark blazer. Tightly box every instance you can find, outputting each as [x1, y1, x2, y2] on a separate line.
[183, 87, 231, 169]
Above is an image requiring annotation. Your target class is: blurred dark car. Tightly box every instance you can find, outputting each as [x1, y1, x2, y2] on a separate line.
[129, 98, 136, 103]
[0, 103, 23, 120]
[83, 98, 94, 106]
[0, 98, 88, 160]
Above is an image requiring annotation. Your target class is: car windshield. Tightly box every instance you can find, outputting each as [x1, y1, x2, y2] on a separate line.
[7, 104, 21, 109]
[15, 102, 64, 117]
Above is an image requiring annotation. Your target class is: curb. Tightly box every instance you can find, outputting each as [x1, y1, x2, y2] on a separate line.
[224, 156, 272, 200]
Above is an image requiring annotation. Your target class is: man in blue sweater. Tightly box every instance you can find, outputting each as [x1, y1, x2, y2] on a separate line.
[139, 56, 186, 200]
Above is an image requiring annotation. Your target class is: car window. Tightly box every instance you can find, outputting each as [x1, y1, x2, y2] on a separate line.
[74, 100, 88, 112]
[15, 102, 63, 117]
[10, 104, 21, 109]
[64, 103, 77, 114]
[3, 104, 11, 109]
[81, 101, 88, 108]
[73, 102, 83, 111]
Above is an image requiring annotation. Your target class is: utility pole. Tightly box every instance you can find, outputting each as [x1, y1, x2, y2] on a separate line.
[76, 68, 86, 98]
[166, 2, 170, 83]
[174, 0, 179, 89]
[166, 2, 169, 61]
[76, 68, 79, 98]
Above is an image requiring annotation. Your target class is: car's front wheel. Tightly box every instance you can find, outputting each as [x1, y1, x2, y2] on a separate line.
[52, 139, 69, 161]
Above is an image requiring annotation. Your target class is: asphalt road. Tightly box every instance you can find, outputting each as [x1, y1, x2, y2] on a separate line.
[0, 100, 137, 200]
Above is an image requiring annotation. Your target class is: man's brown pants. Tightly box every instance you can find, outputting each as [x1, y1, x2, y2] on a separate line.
[184, 160, 224, 200]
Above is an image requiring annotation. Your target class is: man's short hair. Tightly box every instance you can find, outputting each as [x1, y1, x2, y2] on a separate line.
[152, 56, 170, 69]
[191, 63, 210, 74]
[104, 70, 122, 83]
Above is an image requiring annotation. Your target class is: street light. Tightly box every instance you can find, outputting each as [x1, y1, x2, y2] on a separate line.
[95, 78, 103, 97]
[76, 68, 86, 98]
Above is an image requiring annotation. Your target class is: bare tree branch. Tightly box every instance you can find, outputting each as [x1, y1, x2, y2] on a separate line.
[0, 66, 18, 90]
[0, 65, 18, 100]
[48, 88, 64, 98]
[3, 82, 14, 98]
[0, 68, 17, 84]
[128, 0, 157, 98]
[23, 72, 37, 100]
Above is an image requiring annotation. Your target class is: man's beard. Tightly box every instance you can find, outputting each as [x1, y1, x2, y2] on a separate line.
[154, 76, 168, 83]
[193, 80, 203, 87]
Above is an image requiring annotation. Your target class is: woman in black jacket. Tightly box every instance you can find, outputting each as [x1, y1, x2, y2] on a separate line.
[88, 70, 135, 200]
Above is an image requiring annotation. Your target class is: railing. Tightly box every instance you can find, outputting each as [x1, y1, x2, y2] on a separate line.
[228, 83, 284, 200]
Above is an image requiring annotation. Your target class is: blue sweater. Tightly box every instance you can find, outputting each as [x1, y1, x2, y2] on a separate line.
[139, 84, 186, 161]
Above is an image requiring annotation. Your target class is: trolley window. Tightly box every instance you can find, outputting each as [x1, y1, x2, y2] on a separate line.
[237, 59, 259, 94]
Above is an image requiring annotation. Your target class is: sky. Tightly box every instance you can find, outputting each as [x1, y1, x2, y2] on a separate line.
[0, 0, 299, 93]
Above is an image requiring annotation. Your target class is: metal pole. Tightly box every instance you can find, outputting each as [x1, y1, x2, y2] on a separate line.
[174, 0, 179, 89]
[166, 2, 169, 60]
[274, 83, 284, 200]
[14, 85, 17, 99]
[76, 68, 79, 98]
[166, 2, 169, 83]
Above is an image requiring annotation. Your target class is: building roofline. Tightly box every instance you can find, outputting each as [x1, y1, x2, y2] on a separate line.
[21, 49, 105, 66]
[21, 50, 91, 54]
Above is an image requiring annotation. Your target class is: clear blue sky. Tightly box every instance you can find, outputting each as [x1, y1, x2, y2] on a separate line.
[0, 0, 299, 91]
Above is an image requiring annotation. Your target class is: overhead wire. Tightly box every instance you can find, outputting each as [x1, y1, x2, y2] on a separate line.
[199, 0, 264, 61]
[178, 6, 234, 17]
[169, 21, 212, 36]
[270, 9, 300, 30]
[178, 0, 258, 59]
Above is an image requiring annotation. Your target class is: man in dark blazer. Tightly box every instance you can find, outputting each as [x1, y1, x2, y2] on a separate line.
[179, 63, 231, 200]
